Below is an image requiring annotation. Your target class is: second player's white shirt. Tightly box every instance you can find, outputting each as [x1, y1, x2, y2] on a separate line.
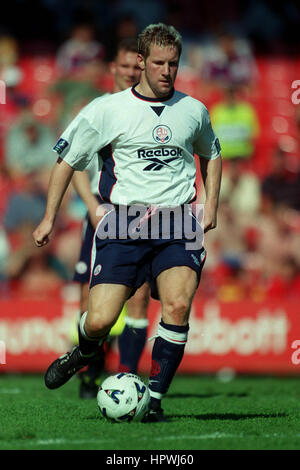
[53, 86, 220, 207]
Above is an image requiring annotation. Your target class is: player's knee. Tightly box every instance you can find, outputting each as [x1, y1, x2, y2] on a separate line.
[162, 296, 190, 325]
[85, 311, 113, 336]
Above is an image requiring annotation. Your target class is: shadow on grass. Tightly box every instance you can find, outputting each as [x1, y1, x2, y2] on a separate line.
[168, 392, 248, 399]
[170, 412, 288, 420]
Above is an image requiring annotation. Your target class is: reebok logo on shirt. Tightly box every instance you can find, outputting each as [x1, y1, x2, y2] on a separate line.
[137, 147, 182, 171]
[137, 147, 182, 159]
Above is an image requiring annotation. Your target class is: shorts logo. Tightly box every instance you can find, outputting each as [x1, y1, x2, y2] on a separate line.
[75, 261, 88, 274]
[53, 138, 69, 155]
[191, 254, 200, 266]
[152, 125, 172, 144]
[93, 264, 102, 276]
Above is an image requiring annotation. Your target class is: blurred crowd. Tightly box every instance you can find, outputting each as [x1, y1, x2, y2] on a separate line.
[0, 0, 300, 302]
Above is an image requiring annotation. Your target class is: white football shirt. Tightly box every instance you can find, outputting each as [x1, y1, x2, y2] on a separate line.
[53, 86, 221, 207]
[77, 93, 110, 195]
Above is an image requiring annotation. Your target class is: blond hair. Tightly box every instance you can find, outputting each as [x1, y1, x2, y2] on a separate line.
[138, 23, 182, 59]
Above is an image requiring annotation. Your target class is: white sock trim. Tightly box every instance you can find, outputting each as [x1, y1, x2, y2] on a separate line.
[124, 316, 149, 329]
[79, 311, 107, 344]
[149, 390, 164, 400]
[148, 323, 188, 344]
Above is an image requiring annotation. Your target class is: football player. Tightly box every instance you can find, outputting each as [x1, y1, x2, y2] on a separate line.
[33, 23, 222, 422]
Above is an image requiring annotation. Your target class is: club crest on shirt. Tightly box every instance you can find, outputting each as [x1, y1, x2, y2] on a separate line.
[152, 125, 172, 144]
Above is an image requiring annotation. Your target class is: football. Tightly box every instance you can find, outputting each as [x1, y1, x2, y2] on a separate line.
[97, 373, 150, 422]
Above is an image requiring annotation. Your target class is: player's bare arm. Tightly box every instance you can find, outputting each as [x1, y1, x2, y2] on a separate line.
[200, 155, 222, 233]
[72, 171, 104, 229]
[33, 158, 74, 246]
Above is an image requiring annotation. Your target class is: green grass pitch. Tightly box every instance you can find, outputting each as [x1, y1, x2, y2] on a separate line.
[0, 373, 299, 450]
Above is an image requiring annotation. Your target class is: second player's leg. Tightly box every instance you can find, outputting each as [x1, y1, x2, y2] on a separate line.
[126, 283, 150, 320]
[118, 283, 150, 373]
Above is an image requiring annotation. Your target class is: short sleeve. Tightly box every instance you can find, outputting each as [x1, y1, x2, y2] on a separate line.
[194, 106, 221, 160]
[52, 112, 102, 171]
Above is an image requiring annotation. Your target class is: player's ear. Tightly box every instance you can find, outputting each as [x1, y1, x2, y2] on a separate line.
[109, 61, 116, 76]
[137, 53, 145, 71]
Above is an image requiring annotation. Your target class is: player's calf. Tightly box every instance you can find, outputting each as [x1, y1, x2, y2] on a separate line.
[147, 320, 189, 415]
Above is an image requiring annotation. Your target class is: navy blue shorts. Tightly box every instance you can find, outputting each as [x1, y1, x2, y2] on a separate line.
[73, 216, 95, 284]
[89, 205, 206, 300]
[73, 195, 103, 284]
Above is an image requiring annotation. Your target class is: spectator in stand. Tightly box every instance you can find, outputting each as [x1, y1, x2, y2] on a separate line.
[0, 228, 10, 284]
[51, 22, 107, 129]
[103, 14, 139, 62]
[0, 34, 23, 91]
[210, 84, 260, 161]
[261, 146, 300, 212]
[209, 85, 261, 225]
[55, 21, 106, 78]
[265, 256, 300, 300]
[242, 198, 300, 299]
[112, 0, 167, 31]
[49, 78, 102, 130]
[2, 220, 70, 298]
[4, 111, 57, 178]
[202, 30, 258, 89]
[1, 172, 76, 297]
[218, 157, 261, 223]
[0, 34, 30, 148]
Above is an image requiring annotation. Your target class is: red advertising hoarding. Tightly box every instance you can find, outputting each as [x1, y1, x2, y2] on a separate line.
[0, 296, 300, 374]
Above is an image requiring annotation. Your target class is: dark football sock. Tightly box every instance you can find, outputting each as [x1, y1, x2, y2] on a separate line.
[86, 344, 106, 379]
[118, 317, 148, 373]
[148, 321, 189, 403]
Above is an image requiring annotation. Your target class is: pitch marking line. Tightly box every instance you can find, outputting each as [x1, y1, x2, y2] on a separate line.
[0, 388, 21, 394]
[17, 433, 299, 447]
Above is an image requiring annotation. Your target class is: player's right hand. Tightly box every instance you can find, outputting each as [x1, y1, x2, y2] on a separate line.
[32, 219, 54, 247]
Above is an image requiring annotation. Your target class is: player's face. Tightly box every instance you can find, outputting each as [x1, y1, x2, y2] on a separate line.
[139, 43, 179, 98]
[111, 50, 141, 92]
